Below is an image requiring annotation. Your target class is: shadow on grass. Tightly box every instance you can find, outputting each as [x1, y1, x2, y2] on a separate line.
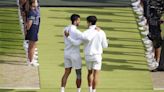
[53, 23, 138, 33]
[58, 59, 147, 72]
[0, 8, 26, 64]
[49, 8, 133, 17]
[0, 0, 16, 7]
[0, 89, 14, 92]
[59, 63, 86, 67]
[49, 16, 136, 27]
[0, 60, 26, 66]
[58, 41, 143, 50]
[102, 63, 148, 71]
[0, 30, 21, 34]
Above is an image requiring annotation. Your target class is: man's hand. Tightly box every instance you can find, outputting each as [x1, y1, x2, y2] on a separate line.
[21, 11, 26, 16]
[64, 31, 69, 37]
[95, 27, 101, 31]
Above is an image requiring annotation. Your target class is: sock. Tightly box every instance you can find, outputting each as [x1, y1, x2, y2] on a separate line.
[89, 86, 92, 92]
[77, 88, 81, 92]
[61, 87, 65, 92]
[92, 89, 96, 92]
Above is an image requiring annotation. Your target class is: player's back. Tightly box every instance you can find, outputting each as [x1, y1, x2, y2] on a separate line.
[84, 30, 108, 56]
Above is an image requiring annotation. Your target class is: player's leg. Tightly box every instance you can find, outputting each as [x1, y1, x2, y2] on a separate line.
[61, 68, 72, 87]
[92, 57, 102, 92]
[155, 47, 161, 62]
[28, 40, 39, 66]
[86, 61, 93, 92]
[152, 31, 162, 71]
[76, 69, 82, 92]
[72, 54, 82, 92]
[154, 31, 162, 62]
[28, 41, 36, 62]
[92, 70, 100, 92]
[87, 69, 93, 92]
[61, 68, 72, 92]
[61, 57, 72, 92]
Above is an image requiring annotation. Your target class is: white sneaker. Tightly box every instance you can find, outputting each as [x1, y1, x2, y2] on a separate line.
[132, 6, 139, 10]
[146, 52, 154, 59]
[30, 61, 39, 67]
[144, 40, 152, 45]
[33, 59, 38, 63]
[20, 19, 23, 24]
[145, 51, 153, 55]
[148, 60, 158, 70]
[155, 62, 159, 68]
[26, 59, 31, 66]
[23, 40, 29, 50]
[141, 30, 149, 36]
[132, 0, 140, 6]
[146, 47, 153, 52]
[138, 15, 144, 19]
[33, 55, 38, 60]
[138, 27, 145, 31]
[145, 44, 152, 48]
[35, 48, 38, 51]
[147, 58, 154, 63]
[136, 11, 143, 15]
[142, 37, 149, 41]
[34, 51, 38, 55]
[138, 20, 146, 26]
[134, 8, 143, 13]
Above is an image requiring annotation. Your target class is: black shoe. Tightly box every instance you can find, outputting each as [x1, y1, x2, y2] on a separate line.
[150, 69, 158, 72]
[156, 68, 164, 72]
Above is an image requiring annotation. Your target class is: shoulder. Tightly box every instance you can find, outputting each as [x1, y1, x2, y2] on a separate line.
[83, 29, 90, 33]
[76, 29, 82, 34]
[28, 10, 35, 16]
[64, 25, 70, 32]
[99, 30, 106, 36]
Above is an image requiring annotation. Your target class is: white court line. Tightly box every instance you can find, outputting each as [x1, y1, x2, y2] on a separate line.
[0, 87, 40, 89]
[154, 88, 164, 90]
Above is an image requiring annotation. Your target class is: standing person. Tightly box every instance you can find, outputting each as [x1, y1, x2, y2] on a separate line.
[147, 0, 163, 71]
[19, 0, 29, 36]
[65, 16, 108, 92]
[157, 13, 164, 71]
[61, 14, 82, 92]
[18, 0, 30, 63]
[25, 0, 40, 66]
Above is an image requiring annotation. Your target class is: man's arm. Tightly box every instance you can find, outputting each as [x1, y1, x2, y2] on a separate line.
[80, 29, 97, 41]
[26, 20, 33, 30]
[102, 31, 108, 48]
[64, 30, 83, 46]
[67, 36, 83, 46]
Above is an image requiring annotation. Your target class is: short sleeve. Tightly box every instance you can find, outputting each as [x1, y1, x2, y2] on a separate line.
[28, 11, 35, 20]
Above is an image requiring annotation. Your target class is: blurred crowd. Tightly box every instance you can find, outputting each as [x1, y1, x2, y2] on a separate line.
[131, 0, 164, 71]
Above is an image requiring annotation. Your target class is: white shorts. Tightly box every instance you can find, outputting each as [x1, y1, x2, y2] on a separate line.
[64, 54, 82, 69]
[85, 55, 102, 70]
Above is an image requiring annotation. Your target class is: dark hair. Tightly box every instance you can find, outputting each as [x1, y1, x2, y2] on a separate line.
[29, 0, 35, 7]
[87, 16, 97, 25]
[70, 14, 80, 24]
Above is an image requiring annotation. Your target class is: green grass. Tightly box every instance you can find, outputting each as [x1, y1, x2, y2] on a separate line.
[0, 8, 25, 63]
[0, 7, 164, 92]
[38, 7, 153, 92]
